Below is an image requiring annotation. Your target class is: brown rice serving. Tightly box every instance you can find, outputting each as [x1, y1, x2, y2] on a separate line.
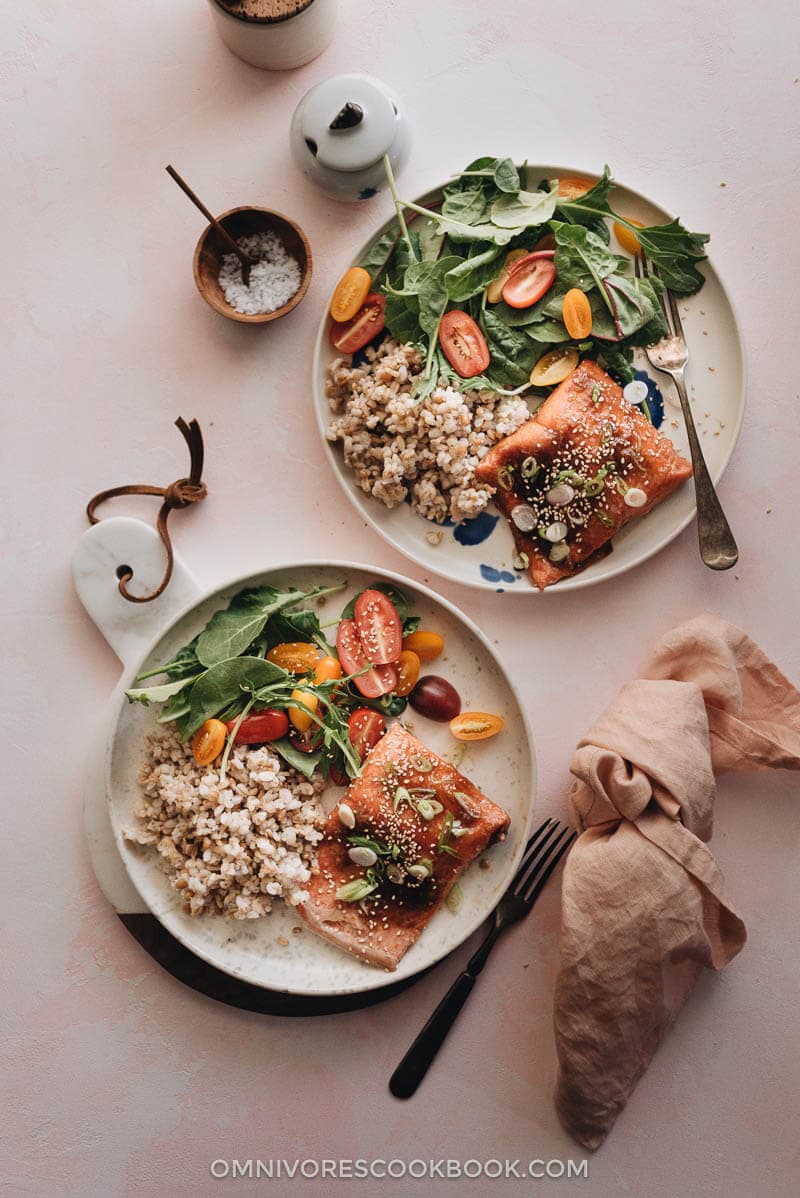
[125, 729, 326, 919]
[326, 338, 530, 524]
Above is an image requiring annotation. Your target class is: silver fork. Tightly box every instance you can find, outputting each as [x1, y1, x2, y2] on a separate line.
[389, 818, 576, 1099]
[634, 253, 738, 570]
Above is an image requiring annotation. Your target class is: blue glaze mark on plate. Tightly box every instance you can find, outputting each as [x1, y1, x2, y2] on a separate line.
[454, 512, 499, 546]
[635, 370, 665, 428]
[480, 564, 516, 584]
[359, 187, 378, 200]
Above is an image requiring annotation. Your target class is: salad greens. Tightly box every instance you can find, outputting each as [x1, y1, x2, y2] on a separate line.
[366, 155, 708, 396]
[125, 580, 419, 784]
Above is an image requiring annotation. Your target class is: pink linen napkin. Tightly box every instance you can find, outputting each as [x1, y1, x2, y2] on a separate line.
[553, 615, 800, 1149]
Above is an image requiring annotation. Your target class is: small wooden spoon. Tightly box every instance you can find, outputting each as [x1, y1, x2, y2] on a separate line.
[166, 165, 257, 285]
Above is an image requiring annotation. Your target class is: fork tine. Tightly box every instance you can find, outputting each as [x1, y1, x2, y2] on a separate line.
[666, 285, 684, 338]
[511, 819, 557, 883]
[511, 821, 563, 896]
[522, 831, 577, 905]
[516, 826, 571, 900]
[633, 252, 642, 280]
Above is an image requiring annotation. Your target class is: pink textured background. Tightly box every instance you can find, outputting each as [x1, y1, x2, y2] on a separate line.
[2, 1, 799, 1195]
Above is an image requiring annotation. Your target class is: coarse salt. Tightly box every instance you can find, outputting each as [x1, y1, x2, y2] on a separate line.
[218, 231, 301, 315]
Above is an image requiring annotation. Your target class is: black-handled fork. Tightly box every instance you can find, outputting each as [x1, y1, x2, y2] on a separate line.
[389, 818, 576, 1099]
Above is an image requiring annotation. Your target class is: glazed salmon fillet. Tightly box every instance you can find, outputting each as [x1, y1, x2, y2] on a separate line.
[299, 724, 510, 970]
[475, 361, 692, 589]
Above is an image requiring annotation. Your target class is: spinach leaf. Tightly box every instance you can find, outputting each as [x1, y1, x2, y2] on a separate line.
[357, 225, 400, 284]
[492, 157, 521, 193]
[125, 674, 203, 707]
[441, 180, 491, 227]
[259, 608, 334, 656]
[480, 309, 547, 388]
[444, 245, 502, 302]
[635, 220, 709, 294]
[598, 344, 636, 384]
[552, 166, 614, 225]
[417, 217, 446, 262]
[272, 738, 322, 779]
[491, 185, 557, 230]
[384, 288, 422, 343]
[195, 585, 332, 667]
[448, 156, 521, 195]
[553, 223, 621, 295]
[187, 657, 289, 734]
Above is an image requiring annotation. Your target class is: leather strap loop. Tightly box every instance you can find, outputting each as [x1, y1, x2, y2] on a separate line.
[86, 417, 207, 603]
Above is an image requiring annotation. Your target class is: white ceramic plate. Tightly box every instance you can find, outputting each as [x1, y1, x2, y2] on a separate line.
[107, 562, 535, 995]
[313, 165, 745, 592]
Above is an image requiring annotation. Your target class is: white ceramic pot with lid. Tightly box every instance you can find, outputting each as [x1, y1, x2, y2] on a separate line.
[290, 73, 411, 201]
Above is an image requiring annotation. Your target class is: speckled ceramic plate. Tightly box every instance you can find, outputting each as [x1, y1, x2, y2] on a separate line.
[313, 164, 745, 592]
[106, 562, 535, 996]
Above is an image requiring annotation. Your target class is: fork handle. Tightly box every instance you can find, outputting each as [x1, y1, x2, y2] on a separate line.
[673, 371, 739, 570]
[389, 970, 476, 1099]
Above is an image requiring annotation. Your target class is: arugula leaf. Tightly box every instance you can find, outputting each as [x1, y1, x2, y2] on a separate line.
[136, 638, 201, 682]
[187, 656, 289, 735]
[490, 184, 557, 230]
[125, 675, 203, 707]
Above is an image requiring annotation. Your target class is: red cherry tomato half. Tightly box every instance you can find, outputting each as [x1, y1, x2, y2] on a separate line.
[354, 589, 402, 665]
[225, 708, 289, 744]
[348, 708, 387, 762]
[336, 618, 398, 698]
[329, 293, 386, 354]
[502, 251, 557, 309]
[438, 310, 491, 379]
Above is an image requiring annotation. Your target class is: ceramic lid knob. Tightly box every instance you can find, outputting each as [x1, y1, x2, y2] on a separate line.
[295, 73, 400, 173]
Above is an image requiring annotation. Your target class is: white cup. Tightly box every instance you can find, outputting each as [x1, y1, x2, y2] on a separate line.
[206, 0, 337, 71]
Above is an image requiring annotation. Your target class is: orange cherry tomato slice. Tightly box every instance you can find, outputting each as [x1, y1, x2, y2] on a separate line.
[402, 630, 444, 662]
[530, 347, 580, 387]
[561, 288, 593, 339]
[329, 293, 386, 354]
[394, 649, 421, 697]
[330, 267, 371, 323]
[438, 310, 490, 379]
[314, 655, 343, 684]
[557, 176, 595, 200]
[192, 718, 227, 765]
[266, 642, 319, 674]
[289, 687, 319, 734]
[449, 711, 505, 741]
[502, 252, 557, 309]
[613, 218, 645, 255]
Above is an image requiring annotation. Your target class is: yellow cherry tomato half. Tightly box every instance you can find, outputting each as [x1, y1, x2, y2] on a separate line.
[266, 642, 319, 674]
[330, 267, 372, 323]
[314, 655, 343, 684]
[530, 347, 580, 388]
[561, 288, 593, 339]
[192, 718, 227, 766]
[557, 175, 594, 200]
[394, 649, 421, 697]
[613, 218, 645, 255]
[289, 687, 319, 733]
[486, 248, 528, 304]
[450, 712, 505, 742]
[402, 630, 445, 663]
